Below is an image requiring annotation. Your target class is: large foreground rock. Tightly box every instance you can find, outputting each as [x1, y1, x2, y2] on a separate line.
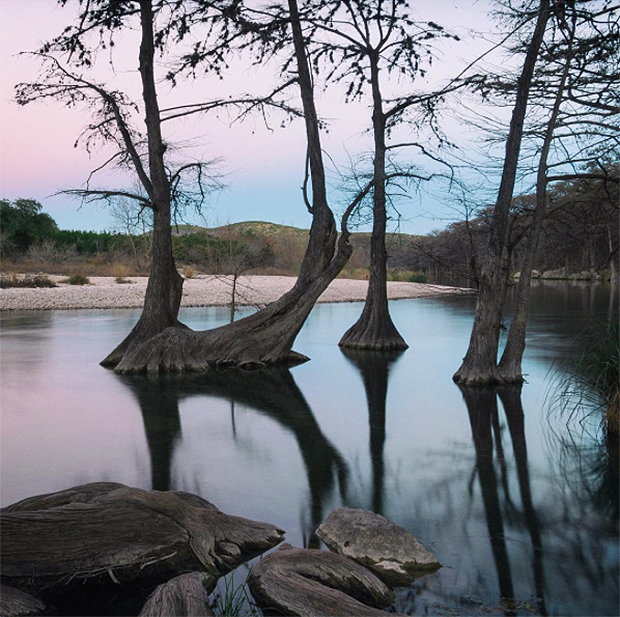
[248, 543, 401, 616]
[317, 508, 440, 586]
[1, 482, 283, 597]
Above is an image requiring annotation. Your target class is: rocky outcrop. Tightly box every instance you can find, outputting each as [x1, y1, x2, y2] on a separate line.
[316, 508, 440, 586]
[248, 543, 401, 616]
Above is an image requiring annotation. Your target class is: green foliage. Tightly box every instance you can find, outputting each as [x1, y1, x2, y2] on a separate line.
[64, 274, 90, 285]
[0, 273, 57, 288]
[210, 571, 261, 617]
[0, 198, 58, 254]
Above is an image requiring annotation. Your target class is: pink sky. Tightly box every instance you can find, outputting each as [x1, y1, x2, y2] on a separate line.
[0, 0, 496, 234]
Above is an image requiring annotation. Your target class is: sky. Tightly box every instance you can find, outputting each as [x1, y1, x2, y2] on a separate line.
[0, 0, 499, 235]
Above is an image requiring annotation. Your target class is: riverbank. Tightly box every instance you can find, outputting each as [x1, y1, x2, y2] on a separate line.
[0, 275, 471, 311]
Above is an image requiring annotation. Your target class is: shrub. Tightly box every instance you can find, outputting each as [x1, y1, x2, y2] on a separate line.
[111, 263, 132, 284]
[63, 274, 90, 285]
[408, 272, 428, 283]
[183, 266, 197, 279]
[0, 273, 57, 288]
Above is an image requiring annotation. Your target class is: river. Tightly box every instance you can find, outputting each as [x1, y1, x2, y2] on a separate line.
[1, 281, 617, 616]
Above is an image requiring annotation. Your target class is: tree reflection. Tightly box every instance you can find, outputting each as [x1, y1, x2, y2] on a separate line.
[118, 368, 348, 548]
[458, 384, 547, 614]
[341, 349, 404, 515]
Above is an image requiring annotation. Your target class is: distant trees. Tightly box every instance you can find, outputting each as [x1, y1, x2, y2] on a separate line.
[0, 199, 57, 255]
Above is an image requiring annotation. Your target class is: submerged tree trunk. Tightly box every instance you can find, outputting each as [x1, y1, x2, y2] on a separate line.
[453, 0, 550, 386]
[497, 16, 573, 383]
[106, 0, 354, 374]
[340, 56, 408, 351]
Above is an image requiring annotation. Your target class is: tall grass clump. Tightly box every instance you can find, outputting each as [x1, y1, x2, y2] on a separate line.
[210, 569, 261, 617]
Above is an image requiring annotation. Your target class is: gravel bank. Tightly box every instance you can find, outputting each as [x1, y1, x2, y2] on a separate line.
[0, 275, 472, 311]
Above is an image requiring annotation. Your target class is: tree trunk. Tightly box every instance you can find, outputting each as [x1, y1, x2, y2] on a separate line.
[453, 0, 550, 385]
[339, 55, 408, 351]
[106, 0, 353, 374]
[102, 1, 183, 367]
[497, 14, 573, 383]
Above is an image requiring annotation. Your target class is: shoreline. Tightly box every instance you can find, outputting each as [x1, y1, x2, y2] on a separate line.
[0, 275, 473, 311]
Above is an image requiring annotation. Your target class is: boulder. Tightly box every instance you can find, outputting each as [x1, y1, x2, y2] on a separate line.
[316, 508, 440, 586]
[248, 543, 400, 616]
[138, 572, 215, 617]
[1, 482, 284, 595]
[541, 267, 568, 279]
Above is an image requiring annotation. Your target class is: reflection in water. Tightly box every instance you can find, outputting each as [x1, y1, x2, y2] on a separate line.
[341, 350, 404, 515]
[118, 368, 348, 548]
[459, 385, 547, 615]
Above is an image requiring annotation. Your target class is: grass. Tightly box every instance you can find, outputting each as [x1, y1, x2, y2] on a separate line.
[210, 569, 261, 617]
[62, 274, 91, 286]
[0, 273, 57, 288]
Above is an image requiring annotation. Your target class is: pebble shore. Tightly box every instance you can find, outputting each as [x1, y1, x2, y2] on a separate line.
[0, 275, 472, 311]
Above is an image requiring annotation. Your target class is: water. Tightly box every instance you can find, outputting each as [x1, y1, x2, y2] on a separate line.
[1, 282, 618, 616]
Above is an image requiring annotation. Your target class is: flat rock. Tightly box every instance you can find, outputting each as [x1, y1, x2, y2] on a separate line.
[316, 508, 440, 586]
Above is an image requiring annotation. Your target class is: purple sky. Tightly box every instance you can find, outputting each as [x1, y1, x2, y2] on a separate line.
[0, 0, 497, 234]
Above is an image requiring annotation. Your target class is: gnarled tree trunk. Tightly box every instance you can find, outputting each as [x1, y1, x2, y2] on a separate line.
[104, 0, 354, 374]
[453, 0, 550, 386]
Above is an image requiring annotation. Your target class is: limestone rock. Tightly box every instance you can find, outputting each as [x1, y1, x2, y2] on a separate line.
[317, 508, 440, 586]
[248, 543, 400, 616]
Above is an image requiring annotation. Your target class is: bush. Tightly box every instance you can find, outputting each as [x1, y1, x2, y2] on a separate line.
[63, 274, 90, 285]
[408, 272, 428, 283]
[111, 263, 132, 284]
[0, 273, 57, 288]
[183, 266, 197, 279]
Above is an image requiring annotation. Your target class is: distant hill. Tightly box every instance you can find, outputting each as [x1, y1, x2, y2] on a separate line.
[171, 221, 310, 238]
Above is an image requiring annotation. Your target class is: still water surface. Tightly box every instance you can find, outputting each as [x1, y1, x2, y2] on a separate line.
[1, 282, 617, 616]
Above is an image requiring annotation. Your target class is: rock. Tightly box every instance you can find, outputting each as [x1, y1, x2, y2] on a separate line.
[0, 585, 47, 617]
[316, 508, 440, 586]
[531, 270, 541, 278]
[1, 482, 284, 595]
[138, 572, 215, 617]
[248, 543, 400, 616]
[513, 271, 521, 279]
[541, 267, 568, 279]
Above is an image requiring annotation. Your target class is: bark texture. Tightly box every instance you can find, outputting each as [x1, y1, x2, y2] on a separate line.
[248, 543, 400, 617]
[1, 483, 283, 595]
[453, 0, 550, 385]
[138, 572, 215, 617]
